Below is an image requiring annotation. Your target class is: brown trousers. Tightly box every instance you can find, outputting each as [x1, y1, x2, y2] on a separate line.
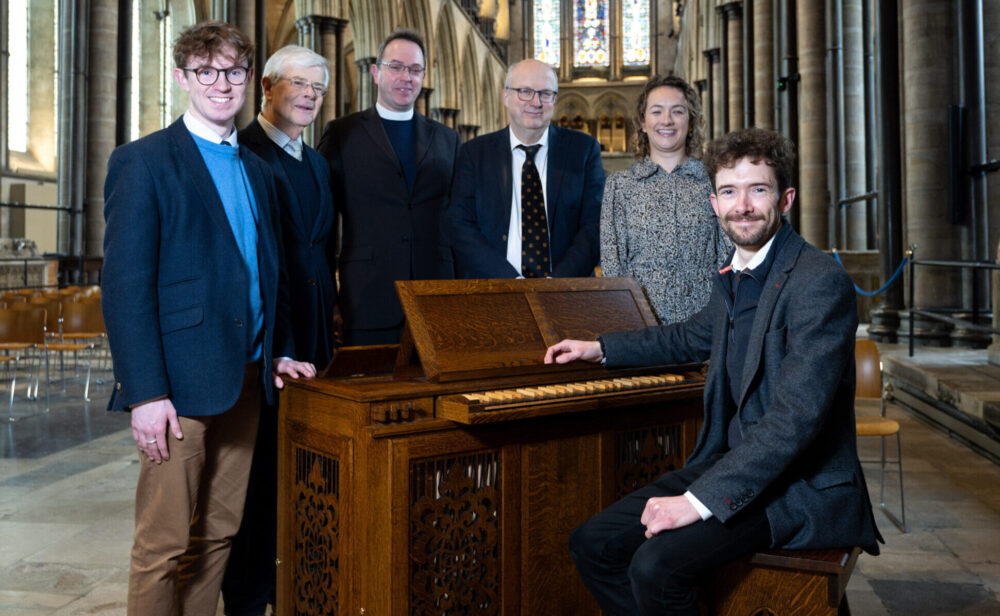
[127, 365, 261, 616]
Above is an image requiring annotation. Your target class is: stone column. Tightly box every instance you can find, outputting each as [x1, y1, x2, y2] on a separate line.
[234, 0, 257, 129]
[433, 108, 460, 130]
[720, 3, 745, 130]
[986, 1, 1000, 363]
[458, 124, 480, 142]
[356, 57, 376, 111]
[843, 0, 867, 249]
[753, 0, 774, 129]
[902, 0, 961, 345]
[57, 0, 89, 258]
[419, 88, 434, 119]
[703, 48, 721, 139]
[296, 16, 346, 144]
[85, 0, 117, 257]
[796, 0, 828, 247]
[322, 18, 347, 124]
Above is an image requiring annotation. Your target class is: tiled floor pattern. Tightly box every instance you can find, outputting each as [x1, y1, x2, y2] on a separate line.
[0, 353, 998, 614]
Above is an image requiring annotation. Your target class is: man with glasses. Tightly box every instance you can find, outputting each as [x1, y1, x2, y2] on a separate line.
[101, 22, 314, 616]
[220, 44, 336, 616]
[449, 59, 604, 279]
[316, 29, 460, 346]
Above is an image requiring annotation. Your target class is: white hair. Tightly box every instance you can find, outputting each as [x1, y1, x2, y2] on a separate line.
[260, 45, 330, 106]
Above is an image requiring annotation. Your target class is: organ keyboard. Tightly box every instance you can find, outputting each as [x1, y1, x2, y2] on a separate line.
[277, 278, 706, 615]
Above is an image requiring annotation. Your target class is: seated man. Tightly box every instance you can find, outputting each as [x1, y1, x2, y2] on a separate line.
[545, 127, 881, 615]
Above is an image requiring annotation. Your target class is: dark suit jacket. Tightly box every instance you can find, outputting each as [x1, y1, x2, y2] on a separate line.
[448, 125, 605, 278]
[240, 120, 336, 367]
[601, 224, 881, 554]
[102, 118, 293, 416]
[316, 107, 460, 335]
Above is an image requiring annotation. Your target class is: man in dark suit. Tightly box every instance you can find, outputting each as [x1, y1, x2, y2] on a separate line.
[316, 29, 460, 346]
[101, 22, 314, 616]
[221, 45, 336, 616]
[449, 59, 605, 279]
[545, 128, 881, 615]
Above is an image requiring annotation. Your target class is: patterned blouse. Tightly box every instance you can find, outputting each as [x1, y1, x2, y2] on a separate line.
[600, 157, 732, 324]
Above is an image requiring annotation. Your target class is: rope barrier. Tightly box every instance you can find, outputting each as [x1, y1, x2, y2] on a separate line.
[832, 250, 909, 297]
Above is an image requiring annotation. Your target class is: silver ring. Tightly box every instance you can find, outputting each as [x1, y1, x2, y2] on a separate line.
[145, 439, 157, 444]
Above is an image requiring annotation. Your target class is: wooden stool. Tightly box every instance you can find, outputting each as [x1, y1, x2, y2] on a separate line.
[699, 547, 861, 615]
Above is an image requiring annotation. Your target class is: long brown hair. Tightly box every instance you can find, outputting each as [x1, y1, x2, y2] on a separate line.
[632, 75, 706, 160]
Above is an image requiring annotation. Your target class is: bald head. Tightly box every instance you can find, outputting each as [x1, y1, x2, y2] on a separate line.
[503, 60, 559, 144]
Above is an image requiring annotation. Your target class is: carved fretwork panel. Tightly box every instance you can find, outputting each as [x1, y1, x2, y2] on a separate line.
[293, 446, 340, 616]
[409, 451, 501, 615]
[615, 425, 685, 498]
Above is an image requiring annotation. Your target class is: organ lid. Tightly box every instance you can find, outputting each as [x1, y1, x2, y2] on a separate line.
[392, 277, 659, 383]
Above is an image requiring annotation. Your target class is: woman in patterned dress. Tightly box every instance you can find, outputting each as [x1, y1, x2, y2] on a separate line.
[600, 75, 731, 324]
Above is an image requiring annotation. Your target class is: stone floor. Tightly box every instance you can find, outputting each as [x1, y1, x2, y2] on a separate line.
[0, 345, 999, 615]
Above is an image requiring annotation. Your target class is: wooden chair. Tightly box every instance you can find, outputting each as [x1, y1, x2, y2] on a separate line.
[59, 301, 105, 395]
[855, 339, 906, 532]
[701, 547, 860, 615]
[0, 307, 45, 412]
[0, 309, 24, 422]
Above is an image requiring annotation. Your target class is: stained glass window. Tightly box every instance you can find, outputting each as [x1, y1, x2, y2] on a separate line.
[574, 0, 609, 68]
[533, 0, 560, 67]
[622, 0, 650, 66]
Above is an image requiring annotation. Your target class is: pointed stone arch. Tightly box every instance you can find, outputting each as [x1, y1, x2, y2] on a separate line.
[432, 3, 461, 110]
[480, 59, 504, 134]
[553, 91, 592, 126]
[459, 32, 482, 128]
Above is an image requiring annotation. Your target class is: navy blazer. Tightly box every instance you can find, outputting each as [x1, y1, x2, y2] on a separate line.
[102, 118, 293, 416]
[448, 125, 605, 278]
[240, 120, 337, 367]
[601, 225, 881, 554]
[316, 107, 460, 333]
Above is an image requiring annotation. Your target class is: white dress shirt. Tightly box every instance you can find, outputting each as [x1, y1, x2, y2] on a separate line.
[183, 112, 238, 146]
[257, 113, 303, 160]
[506, 129, 551, 275]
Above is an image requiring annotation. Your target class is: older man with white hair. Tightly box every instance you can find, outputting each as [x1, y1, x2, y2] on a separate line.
[222, 44, 337, 616]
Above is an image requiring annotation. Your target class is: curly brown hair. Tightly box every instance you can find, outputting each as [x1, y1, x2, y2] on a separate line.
[173, 21, 254, 71]
[702, 128, 797, 194]
[632, 75, 705, 159]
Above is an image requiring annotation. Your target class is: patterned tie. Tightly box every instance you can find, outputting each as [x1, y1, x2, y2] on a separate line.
[518, 144, 550, 278]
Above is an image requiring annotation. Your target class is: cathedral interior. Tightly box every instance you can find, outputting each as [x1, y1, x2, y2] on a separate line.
[2, 1, 1000, 614]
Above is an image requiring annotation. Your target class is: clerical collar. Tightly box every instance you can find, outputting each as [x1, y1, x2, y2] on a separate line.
[183, 111, 237, 146]
[375, 102, 414, 121]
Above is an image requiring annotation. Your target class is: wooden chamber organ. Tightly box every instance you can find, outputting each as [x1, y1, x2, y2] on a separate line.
[277, 278, 706, 615]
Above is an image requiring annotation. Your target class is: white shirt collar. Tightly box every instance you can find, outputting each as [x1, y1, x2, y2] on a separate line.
[509, 127, 550, 153]
[256, 113, 297, 148]
[730, 230, 778, 272]
[375, 102, 414, 121]
[183, 111, 238, 146]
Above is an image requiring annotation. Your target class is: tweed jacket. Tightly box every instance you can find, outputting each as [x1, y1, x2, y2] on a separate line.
[601, 223, 881, 554]
[600, 157, 731, 324]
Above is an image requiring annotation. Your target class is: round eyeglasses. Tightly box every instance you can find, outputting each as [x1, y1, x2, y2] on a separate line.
[183, 66, 250, 86]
